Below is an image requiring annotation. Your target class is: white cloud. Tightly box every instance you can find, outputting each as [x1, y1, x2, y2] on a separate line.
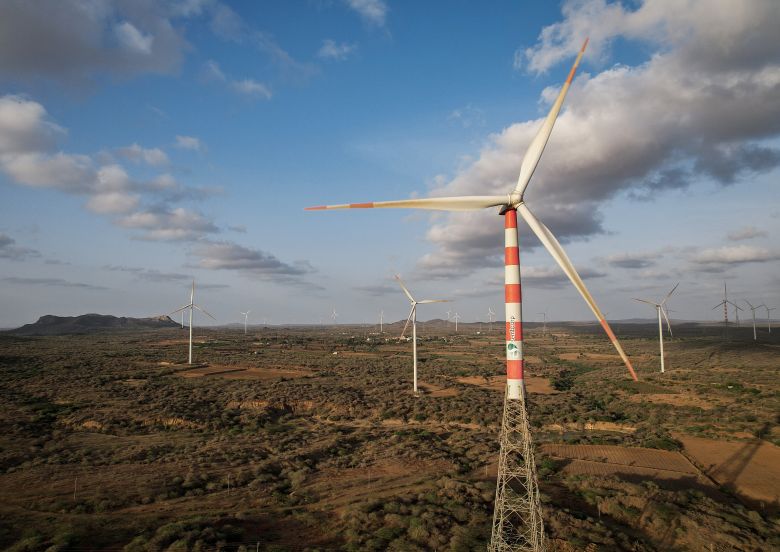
[691, 245, 780, 266]
[416, 0, 780, 279]
[114, 21, 154, 54]
[345, 0, 387, 26]
[118, 207, 219, 241]
[175, 135, 204, 152]
[201, 60, 227, 82]
[86, 191, 139, 214]
[116, 144, 169, 166]
[317, 39, 357, 61]
[726, 226, 768, 241]
[231, 79, 272, 99]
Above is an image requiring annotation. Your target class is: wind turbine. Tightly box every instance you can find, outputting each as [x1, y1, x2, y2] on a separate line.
[305, 39, 636, 549]
[487, 307, 496, 332]
[331, 308, 338, 325]
[240, 310, 250, 334]
[764, 304, 776, 333]
[446, 309, 452, 327]
[395, 275, 449, 394]
[379, 309, 384, 333]
[744, 300, 764, 341]
[537, 311, 547, 337]
[634, 283, 678, 373]
[169, 281, 216, 365]
[453, 312, 461, 333]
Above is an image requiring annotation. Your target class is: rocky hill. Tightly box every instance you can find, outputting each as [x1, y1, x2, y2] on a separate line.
[6, 314, 179, 336]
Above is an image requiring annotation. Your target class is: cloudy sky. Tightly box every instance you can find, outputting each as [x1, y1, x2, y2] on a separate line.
[1, 0, 779, 327]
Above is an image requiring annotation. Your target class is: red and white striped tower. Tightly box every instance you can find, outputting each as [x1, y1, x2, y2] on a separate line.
[490, 208, 545, 551]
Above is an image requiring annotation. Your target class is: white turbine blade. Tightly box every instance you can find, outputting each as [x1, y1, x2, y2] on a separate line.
[401, 305, 415, 337]
[514, 38, 589, 198]
[518, 203, 637, 381]
[633, 298, 657, 306]
[418, 299, 450, 304]
[661, 282, 679, 306]
[743, 299, 754, 309]
[712, 301, 725, 310]
[394, 274, 416, 303]
[305, 195, 508, 212]
[193, 304, 217, 320]
[169, 304, 191, 315]
[661, 306, 673, 337]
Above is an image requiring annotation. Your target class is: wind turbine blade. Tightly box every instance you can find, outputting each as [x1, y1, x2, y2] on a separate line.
[661, 282, 679, 306]
[514, 38, 588, 199]
[744, 299, 754, 309]
[661, 306, 673, 337]
[394, 275, 416, 303]
[401, 305, 415, 337]
[633, 298, 657, 306]
[305, 195, 508, 212]
[518, 203, 637, 381]
[193, 304, 217, 320]
[169, 304, 191, 315]
[418, 299, 450, 304]
[712, 302, 725, 310]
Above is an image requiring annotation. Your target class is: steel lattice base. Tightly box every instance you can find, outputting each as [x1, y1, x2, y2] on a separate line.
[489, 390, 545, 552]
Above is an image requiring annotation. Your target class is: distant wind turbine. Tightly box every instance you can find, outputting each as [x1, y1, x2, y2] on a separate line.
[537, 311, 547, 337]
[170, 281, 216, 365]
[240, 310, 250, 334]
[488, 307, 496, 332]
[453, 312, 461, 333]
[634, 283, 679, 373]
[743, 300, 764, 341]
[331, 308, 338, 324]
[764, 304, 776, 333]
[395, 275, 449, 394]
[379, 309, 384, 333]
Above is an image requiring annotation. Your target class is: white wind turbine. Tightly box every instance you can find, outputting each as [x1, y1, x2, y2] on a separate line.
[453, 312, 461, 333]
[446, 309, 452, 326]
[240, 310, 251, 334]
[170, 281, 216, 365]
[537, 311, 548, 337]
[487, 307, 496, 332]
[764, 304, 776, 333]
[395, 275, 449, 394]
[634, 283, 679, 373]
[331, 308, 338, 325]
[379, 309, 384, 333]
[744, 300, 764, 341]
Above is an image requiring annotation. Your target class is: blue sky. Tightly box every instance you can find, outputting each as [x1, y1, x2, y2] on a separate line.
[1, 0, 779, 327]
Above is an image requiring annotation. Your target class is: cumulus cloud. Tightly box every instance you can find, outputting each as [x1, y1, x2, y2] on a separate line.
[416, 0, 780, 279]
[0, 233, 41, 260]
[345, 0, 387, 26]
[691, 245, 780, 266]
[118, 207, 219, 241]
[726, 226, 768, 241]
[0, 0, 188, 83]
[175, 135, 204, 152]
[116, 143, 169, 166]
[317, 40, 357, 61]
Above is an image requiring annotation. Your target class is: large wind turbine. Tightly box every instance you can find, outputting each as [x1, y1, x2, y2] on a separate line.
[743, 300, 764, 341]
[240, 310, 251, 335]
[395, 275, 449, 394]
[634, 283, 679, 373]
[170, 281, 216, 365]
[306, 39, 636, 549]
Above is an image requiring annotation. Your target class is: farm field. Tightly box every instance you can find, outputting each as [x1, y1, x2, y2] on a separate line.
[0, 321, 778, 551]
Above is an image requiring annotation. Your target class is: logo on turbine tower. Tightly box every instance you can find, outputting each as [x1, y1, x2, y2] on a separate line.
[509, 315, 516, 340]
[507, 342, 520, 360]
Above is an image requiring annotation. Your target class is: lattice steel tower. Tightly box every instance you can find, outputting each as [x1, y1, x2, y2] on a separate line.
[489, 209, 545, 551]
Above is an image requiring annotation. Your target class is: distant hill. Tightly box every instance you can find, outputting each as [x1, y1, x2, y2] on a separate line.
[6, 314, 179, 336]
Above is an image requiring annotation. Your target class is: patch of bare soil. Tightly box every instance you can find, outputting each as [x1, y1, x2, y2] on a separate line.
[676, 434, 780, 505]
[542, 422, 637, 434]
[178, 365, 312, 380]
[542, 444, 711, 487]
[456, 375, 558, 394]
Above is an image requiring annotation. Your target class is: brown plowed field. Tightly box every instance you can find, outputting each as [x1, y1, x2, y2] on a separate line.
[456, 375, 557, 394]
[677, 435, 780, 505]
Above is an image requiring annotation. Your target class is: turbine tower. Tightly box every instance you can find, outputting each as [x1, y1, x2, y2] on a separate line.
[379, 309, 384, 333]
[634, 283, 678, 373]
[305, 38, 636, 551]
[764, 304, 776, 333]
[488, 307, 496, 332]
[240, 310, 250, 335]
[712, 282, 740, 338]
[744, 300, 763, 341]
[395, 275, 449, 394]
[331, 308, 338, 325]
[170, 281, 216, 365]
[453, 312, 461, 333]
